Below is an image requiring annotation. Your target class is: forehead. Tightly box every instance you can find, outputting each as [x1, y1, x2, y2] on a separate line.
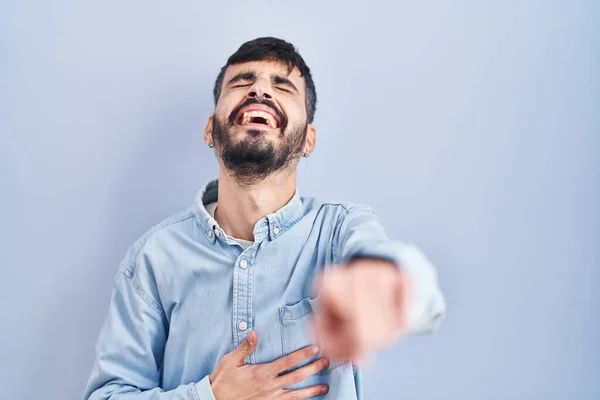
[223, 60, 306, 92]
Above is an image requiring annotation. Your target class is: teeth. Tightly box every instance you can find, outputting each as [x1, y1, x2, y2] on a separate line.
[241, 110, 277, 128]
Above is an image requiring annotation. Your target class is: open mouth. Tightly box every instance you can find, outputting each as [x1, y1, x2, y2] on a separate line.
[235, 109, 280, 129]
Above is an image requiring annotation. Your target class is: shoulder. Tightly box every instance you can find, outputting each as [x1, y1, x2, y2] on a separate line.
[301, 196, 377, 218]
[120, 208, 196, 274]
[300, 197, 380, 239]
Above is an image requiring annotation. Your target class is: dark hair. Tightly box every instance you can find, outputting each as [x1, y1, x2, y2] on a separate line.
[213, 37, 317, 123]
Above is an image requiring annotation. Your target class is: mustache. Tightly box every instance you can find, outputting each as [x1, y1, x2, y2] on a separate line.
[227, 98, 287, 131]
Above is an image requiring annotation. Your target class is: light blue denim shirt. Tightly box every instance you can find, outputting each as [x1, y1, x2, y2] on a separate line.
[83, 180, 446, 400]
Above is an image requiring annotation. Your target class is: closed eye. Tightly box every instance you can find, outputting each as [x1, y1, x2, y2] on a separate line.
[276, 86, 292, 93]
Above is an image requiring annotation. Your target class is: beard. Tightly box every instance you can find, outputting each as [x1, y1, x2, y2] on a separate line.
[211, 99, 307, 185]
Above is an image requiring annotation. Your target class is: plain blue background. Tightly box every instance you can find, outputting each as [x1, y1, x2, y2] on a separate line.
[2, 1, 598, 399]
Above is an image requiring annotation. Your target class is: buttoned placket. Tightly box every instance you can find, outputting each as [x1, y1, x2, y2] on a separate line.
[207, 210, 290, 365]
[233, 248, 255, 363]
[212, 224, 263, 365]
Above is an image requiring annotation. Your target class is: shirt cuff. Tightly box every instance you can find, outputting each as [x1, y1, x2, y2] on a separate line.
[193, 375, 217, 400]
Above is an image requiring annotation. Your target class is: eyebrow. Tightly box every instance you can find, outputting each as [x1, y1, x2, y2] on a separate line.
[225, 71, 299, 93]
[226, 71, 256, 86]
[271, 74, 298, 93]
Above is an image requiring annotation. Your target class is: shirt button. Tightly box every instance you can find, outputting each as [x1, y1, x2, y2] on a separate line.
[240, 259, 248, 269]
[208, 230, 213, 238]
[238, 320, 248, 331]
[214, 229, 221, 237]
[273, 226, 280, 235]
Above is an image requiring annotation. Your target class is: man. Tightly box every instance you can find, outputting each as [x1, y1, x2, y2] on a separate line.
[83, 37, 445, 400]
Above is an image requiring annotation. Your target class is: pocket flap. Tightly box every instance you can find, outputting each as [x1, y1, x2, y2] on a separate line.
[280, 297, 317, 324]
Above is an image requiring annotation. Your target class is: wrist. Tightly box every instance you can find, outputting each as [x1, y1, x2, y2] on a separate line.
[208, 376, 220, 400]
[194, 375, 218, 400]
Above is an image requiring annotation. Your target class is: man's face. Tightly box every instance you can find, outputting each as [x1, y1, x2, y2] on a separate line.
[210, 60, 310, 183]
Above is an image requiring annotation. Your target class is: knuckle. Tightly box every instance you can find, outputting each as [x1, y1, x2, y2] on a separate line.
[221, 353, 232, 364]
[252, 366, 269, 382]
[292, 372, 302, 383]
[282, 391, 298, 400]
[258, 384, 271, 395]
[283, 357, 296, 371]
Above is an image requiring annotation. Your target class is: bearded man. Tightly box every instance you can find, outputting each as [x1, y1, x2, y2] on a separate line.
[84, 37, 446, 400]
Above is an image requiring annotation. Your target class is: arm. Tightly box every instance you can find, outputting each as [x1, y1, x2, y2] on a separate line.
[334, 204, 446, 335]
[83, 264, 216, 400]
[313, 204, 446, 361]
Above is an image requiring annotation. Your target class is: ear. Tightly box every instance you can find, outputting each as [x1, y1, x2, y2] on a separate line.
[304, 124, 317, 155]
[204, 114, 214, 146]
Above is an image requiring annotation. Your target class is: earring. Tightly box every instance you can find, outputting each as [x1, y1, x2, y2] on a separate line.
[208, 143, 214, 148]
[301, 150, 309, 157]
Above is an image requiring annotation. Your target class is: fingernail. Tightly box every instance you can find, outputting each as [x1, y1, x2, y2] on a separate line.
[312, 346, 320, 354]
[322, 386, 329, 394]
[322, 358, 329, 368]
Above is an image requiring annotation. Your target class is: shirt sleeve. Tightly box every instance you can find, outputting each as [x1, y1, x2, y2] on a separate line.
[334, 204, 446, 335]
[82, 264, 216, 400]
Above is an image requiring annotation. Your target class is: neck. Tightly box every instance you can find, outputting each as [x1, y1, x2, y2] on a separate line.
[214, 168, 297, 241]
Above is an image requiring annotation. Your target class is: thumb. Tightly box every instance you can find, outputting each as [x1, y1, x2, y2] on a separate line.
[230, 330, 258, 366]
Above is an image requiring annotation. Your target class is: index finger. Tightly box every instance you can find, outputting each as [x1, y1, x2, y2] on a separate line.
[268, 345, 320, 374]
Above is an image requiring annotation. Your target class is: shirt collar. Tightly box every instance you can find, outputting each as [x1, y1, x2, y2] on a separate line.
[193, 178, 305, 244]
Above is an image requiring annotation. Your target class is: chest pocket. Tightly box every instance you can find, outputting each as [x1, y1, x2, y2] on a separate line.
[279, 297, 349, 375]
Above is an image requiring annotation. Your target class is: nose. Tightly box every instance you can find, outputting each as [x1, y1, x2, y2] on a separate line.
[246, 76, 273, 100]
